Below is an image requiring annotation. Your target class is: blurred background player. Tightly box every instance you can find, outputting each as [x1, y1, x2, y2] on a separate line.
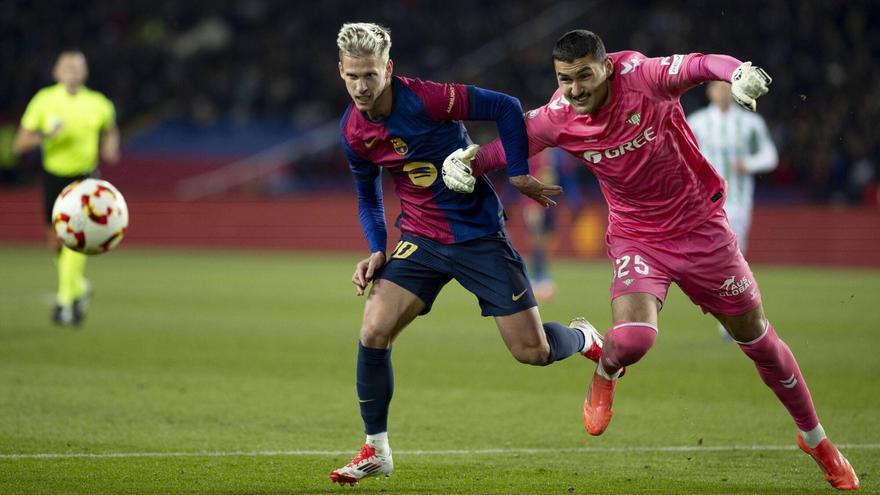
[330, 22, 603, 486]
[519, 148, 583, 302]
[13, 50, 119, 327]
[688, 81, 778, 340]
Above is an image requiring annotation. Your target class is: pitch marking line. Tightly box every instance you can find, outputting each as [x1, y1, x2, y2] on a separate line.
[2, 444, 879, 460]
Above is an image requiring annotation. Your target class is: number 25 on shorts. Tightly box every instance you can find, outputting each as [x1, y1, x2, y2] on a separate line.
[615, 254, 649, 279]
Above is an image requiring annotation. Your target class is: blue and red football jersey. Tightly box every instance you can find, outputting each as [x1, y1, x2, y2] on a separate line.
[340, 76, 528, 251]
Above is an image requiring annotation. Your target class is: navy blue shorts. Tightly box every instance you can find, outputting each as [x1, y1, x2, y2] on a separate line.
[374, 232, 537, 317]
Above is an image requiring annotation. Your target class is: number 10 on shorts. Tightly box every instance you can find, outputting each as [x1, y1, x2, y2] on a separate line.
[615, 254, 649, 279]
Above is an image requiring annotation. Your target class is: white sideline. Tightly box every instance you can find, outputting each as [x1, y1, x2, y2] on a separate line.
[2, 444, 879, 460]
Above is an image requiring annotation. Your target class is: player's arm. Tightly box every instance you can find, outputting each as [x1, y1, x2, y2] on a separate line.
[12, 127, 43, 155]
[101, 124, 120, 165]
[643, 54, 772, 111]
[468, 87, 564, 207]
[415, 79, 561, 206]
[344, 139, 387, 296]
[739, 117, 778, 174]
[13, 92, 59, 155]
[100, 99, 120, 164]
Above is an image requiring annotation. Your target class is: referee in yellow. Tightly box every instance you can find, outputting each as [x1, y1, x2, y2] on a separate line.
[13, 50, 119, 327]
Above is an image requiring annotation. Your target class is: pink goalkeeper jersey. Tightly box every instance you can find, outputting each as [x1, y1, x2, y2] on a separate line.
[481, 51, 741, 240]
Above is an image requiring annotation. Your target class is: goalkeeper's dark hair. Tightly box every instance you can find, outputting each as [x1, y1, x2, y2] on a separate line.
[552, 30, 607, 63]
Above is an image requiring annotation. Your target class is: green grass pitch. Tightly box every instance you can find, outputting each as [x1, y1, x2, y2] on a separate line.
[0, 245, 878, 494]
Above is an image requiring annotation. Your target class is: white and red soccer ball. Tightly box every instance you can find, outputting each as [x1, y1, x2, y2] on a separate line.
[52, 178, 129, 254]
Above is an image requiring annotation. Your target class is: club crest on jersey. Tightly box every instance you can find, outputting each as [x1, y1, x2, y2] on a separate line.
[391, 137, 408, 155]
[626, 112, 641, 126]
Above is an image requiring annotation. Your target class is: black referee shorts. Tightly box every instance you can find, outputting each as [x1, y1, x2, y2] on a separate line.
[42, 170, 93, 225]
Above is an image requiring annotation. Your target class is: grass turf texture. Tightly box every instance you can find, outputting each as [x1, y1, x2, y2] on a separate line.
[0, 245, 877, 494]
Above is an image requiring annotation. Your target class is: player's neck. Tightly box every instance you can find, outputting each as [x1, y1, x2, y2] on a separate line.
[365, 86, 393, 121]
[590, 82, 614, 116]
[62, 83, 82, 95]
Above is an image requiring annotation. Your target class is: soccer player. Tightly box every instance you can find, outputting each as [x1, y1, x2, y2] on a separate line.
[13, 50, 119, 327]
[329, 23, 604, 485]
[446, 30, 858, 491]
[520, 148, 582, 302]
[688, 82, 778, 340]
[688, 81, 778, 253]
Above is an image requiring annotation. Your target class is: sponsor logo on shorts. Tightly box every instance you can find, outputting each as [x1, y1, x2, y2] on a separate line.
[622, 278, 634, 287]
[717, 275, 753, 297]
[512, 289, 528, 301]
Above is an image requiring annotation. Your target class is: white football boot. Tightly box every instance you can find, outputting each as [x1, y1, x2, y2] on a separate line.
[329, 443, 393, 485]
[569, 317, 603, 362]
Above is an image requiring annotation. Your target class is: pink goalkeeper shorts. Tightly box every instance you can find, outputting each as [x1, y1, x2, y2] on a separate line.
[605, 209, 761, 316]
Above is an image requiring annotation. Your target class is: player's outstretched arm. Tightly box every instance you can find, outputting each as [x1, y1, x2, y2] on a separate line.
[442, 143, 562, 206]
[442, 144, 479, 193]
[509, 175, 563, 208]
[731, 62, 772, 112]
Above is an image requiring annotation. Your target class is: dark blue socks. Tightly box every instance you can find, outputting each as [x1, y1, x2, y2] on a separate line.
[531, 248, 548, 281]
[357, 343, 394, 434]
[542, 322, 585, 365]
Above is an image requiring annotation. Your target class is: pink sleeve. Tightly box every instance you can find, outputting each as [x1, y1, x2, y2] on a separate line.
[637, 53, 742, 99]
[403, 77, 470, 121]
[472, 104, 558, 176]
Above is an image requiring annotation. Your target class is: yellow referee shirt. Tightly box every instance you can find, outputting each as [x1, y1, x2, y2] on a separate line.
[20, 83, 116, 177]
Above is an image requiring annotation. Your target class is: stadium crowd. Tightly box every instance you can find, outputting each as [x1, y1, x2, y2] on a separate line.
[1, 0, 877, 203]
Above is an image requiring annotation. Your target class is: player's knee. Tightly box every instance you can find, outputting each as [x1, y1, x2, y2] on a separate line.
[359, 320, 395, 348]
[722, 307, 766, 342]
[604, 324, 657, 367]
[510, 343, 550, 366]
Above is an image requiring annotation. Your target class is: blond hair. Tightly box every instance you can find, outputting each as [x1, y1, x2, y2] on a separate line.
[337, 23, 392, 60]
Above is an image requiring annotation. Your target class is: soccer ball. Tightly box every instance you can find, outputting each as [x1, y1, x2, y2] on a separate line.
[52, 178, 129, 254]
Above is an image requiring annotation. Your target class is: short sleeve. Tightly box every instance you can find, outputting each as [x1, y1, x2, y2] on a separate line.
[103, 97, 117, 130]
[20, 93, 44, 132]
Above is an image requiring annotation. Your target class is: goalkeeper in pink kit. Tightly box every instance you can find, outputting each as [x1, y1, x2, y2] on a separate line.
[442, 30, 858, 490]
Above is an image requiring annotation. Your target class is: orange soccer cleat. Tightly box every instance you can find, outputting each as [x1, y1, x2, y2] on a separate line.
[796, 435, 859, 490]
[583, 369, 617, 436]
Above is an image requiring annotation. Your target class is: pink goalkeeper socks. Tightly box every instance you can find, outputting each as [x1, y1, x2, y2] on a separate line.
[737, 323, 820, 432]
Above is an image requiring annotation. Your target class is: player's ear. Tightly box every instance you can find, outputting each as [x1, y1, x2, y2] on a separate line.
[338, 61, 345, 80]
[385, 58, 394, 80]
[604, 56, 613, 76]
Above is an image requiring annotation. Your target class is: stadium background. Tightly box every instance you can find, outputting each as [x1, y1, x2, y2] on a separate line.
[0, 0, 878, 264]
[1, 2, 879, 494]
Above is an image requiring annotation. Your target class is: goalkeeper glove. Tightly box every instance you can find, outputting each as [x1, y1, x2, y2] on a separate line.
[442, 144, 479, 193]
[731, 61, 772, 112]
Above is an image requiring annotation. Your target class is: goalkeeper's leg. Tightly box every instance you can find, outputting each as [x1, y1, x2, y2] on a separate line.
[722, 307, 859, 490]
